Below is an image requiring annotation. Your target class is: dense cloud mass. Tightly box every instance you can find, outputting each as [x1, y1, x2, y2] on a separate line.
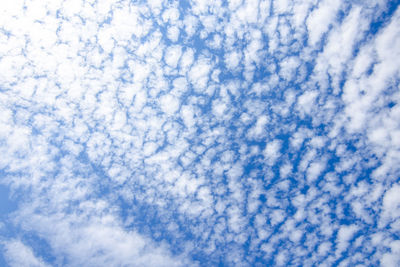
[0, 0, 399, 266]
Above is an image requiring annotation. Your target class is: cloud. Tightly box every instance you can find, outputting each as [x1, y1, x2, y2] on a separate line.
[0, 0, 399, 266]
[380, 183, 400, 227]
[307, 0, 341, 46]
[2, 239, 50, 267]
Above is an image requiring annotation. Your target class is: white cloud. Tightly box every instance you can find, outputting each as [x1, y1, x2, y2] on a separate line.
[264, 139, 281, 166]
[381, 240, 400, 267]
[164, 45, 182, 68]
[2, 239, 50, 267]
[179, 48, 194, 73]
[279, 56, 300, 81]
[225, 50, 242, 70]
[0, 0, 399, 266]
[181, 105, 196, 129]
[297, 90, 318, 116]
[336, 224, 358, 256]
[307, 160, 325, 183]
[167, 26, 180, 42]
[307, 0, 341, 46]
[380, 184, 400, 227]
[160, 94, 180, 115]
[247, 115, 268, 139]
[189, 57, 212, 91]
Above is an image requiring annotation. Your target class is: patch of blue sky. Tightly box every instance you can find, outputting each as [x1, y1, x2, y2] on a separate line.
[0, 185, 17, 217]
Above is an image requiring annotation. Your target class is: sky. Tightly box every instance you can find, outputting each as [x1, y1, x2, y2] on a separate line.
[0, 0, 399, 266]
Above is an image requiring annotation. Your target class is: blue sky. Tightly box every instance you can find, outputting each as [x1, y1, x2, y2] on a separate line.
[0, 0, 400, 266]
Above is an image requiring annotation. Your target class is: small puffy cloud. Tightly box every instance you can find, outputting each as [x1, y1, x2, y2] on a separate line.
[247, 115, 268, 140]
[164, 45, 182, 68]
[336, 224, 358, 256]
[225, 50, 242, 70]
[264, 139, 282, 166]
[307, 160, 325, 183]
[167, 26, 180, 42]
[307, 0, 341, 46]
[189, 57, 212, 91]
[297, 90, 318, 116]
[160, 94, 180, 115]
[380, 184, 400, 227]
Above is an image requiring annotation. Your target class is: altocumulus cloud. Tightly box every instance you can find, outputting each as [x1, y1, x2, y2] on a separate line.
[0, 0, 400, 266]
